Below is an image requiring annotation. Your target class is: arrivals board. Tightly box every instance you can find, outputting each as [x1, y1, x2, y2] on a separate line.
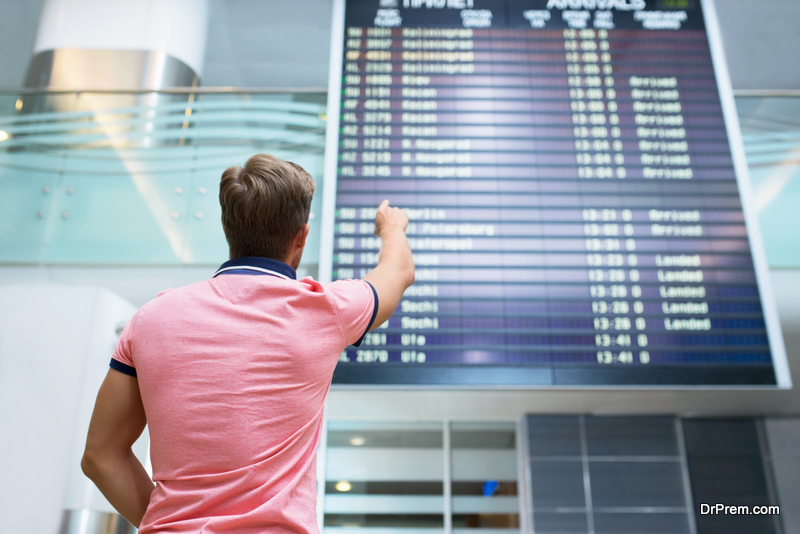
[320, 0, 790, 386]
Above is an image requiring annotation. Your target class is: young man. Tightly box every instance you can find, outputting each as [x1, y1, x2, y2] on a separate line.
[81, 154, 415, 533]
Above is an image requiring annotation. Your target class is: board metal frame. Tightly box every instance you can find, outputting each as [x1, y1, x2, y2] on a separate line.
[700, 0, 790, 388]
[321, 0, 791, 389]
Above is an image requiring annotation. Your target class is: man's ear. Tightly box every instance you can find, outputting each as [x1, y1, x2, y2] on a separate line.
[295, 224, 310, 249]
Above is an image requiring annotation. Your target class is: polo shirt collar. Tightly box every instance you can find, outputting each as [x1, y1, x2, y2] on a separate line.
[213, 256, 297, 280]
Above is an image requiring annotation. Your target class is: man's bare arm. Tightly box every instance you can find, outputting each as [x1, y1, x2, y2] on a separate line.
[82, 369, 155, 527]
[363, 200, 415, 330]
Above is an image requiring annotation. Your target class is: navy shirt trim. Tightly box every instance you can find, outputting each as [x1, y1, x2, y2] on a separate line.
[213, 256, 297, 280]
[110, 358, 137, 377]
[351, 281, 380, 348]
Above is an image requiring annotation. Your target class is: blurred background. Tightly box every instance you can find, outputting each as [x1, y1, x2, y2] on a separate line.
[0, 1, 798, 533]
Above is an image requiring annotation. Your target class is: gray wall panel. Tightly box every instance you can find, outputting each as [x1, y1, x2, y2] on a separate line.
[765, 418, 800, 534]
[0, 0, 44, 87]
[585, 416, 679, 457]
[715, 0, 800, 91]
[683, 418, 781, 534]
[523, 416, 694, 534]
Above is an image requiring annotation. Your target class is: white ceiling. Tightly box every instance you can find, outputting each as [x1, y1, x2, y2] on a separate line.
[1, 0, 798, 90]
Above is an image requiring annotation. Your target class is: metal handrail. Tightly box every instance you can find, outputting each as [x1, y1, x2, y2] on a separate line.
[733, 90, 800, 98]
[0, 87, 328, 95]
[0, 87, 797, 96]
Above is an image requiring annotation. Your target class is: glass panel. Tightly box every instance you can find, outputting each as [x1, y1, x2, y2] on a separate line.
[736, 96, 800, 268]
[327, 448, 444, 483]
[451, 427, 516, 449]
[328, 427, 443, 448]
[0, 151, 60, 262]
[0, 92, 78, 262]
[451, 423, 519, 531]
[325, 422, 444, 530]
[325, 481, 443, 495]
[44, 149, 192, 263]
[182, 92, 326, 272]
[181, 159, 234, 265]
[451, 482, 517, 497]
[324, 514, 444, 529]
[0, 90, 326, 267]
[451, 514, 519, 530]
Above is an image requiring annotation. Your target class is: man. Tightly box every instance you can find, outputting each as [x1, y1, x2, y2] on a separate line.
[81, 154, 415, 532]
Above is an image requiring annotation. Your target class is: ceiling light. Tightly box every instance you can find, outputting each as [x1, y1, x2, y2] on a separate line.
[0, 131, 9, 141]
[349, 436, 365, 446]
[335, 481, 352, 492]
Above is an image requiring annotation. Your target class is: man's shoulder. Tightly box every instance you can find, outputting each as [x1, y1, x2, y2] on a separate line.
[298, 276, 369, 294]
[135, 279, 213, 317]
[155, 278, 210, 300]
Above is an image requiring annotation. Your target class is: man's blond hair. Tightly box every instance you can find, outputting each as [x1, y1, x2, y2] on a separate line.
[219, 154, 315, 260]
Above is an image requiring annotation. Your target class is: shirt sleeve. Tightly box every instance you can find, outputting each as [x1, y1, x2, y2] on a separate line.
[109, 313, 138, 377]
[327, 279, 379, 347]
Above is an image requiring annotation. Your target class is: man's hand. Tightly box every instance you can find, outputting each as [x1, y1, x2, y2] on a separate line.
[374, 199, 409, 239]
[363, 200, 415, 330]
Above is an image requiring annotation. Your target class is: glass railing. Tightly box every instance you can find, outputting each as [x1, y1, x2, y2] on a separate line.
[736, 95, 800, 268]
[0, 91, 797, 268]
[0, 90, 327, 271]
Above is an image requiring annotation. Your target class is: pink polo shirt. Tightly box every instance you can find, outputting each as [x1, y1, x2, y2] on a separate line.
[110, 257, 377, 533]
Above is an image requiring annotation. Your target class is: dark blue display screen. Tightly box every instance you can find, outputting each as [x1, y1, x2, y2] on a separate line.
[329, 0, 779, 385]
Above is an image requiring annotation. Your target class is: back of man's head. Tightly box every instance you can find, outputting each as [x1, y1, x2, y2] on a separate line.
[219, 153, 316, 261]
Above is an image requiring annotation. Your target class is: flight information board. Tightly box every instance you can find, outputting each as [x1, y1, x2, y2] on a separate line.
[320, 0, 789, 386]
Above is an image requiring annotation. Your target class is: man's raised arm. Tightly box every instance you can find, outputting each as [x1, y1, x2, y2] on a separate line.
[363, 200, 415, 330]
